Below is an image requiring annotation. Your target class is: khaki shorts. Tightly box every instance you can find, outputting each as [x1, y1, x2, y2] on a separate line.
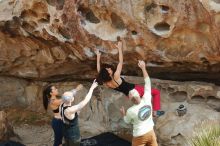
[132, 130, 158, 146]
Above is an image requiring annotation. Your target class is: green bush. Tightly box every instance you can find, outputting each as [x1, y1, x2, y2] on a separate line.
[188, 120, 220, 146]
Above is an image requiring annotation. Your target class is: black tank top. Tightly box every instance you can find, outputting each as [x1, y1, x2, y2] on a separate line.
[114, 77, 135, 96]
[60, 103, 78, 126]
[50, 98, 60, 113]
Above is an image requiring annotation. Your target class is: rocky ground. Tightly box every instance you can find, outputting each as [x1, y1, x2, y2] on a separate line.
[11, 125, 53, 146]
[2, 107, 53, 146]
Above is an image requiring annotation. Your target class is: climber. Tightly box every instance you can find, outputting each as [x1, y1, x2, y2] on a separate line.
[95, 37, 164, 117]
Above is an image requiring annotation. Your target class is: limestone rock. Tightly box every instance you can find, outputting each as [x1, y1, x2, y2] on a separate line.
[0, 77, 27, 107]
[0, 0, 219, 83]
[0, 0, 220, 144]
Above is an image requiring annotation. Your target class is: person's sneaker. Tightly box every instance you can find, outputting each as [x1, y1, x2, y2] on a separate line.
[154, 110, 165, 117]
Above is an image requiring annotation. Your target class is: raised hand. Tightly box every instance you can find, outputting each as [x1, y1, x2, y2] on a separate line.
[138, 60, 146, 69]
[95, 49, 101, 57]
[115, 41, 123, 50]
[91, 79, 98, 90]
[138, 60, 148, 78]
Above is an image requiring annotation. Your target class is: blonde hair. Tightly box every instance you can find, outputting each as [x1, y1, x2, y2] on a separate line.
[62, 91, 74, 103]
[129, 89, 140, 100]
[62, 89, 78, 103]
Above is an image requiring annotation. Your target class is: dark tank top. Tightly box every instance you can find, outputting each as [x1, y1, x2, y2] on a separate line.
[60, 103, 79, 126]
[113, 77, 135, 96]
[60, 103, 80, 140]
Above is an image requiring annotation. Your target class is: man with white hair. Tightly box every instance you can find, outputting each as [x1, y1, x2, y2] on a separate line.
[60, 80, 98, 146]
[120, 60, 158, 146]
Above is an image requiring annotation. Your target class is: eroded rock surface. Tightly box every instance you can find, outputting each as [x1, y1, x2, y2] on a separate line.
[0, 0, 220, 145]
[0, 0, 219, 83]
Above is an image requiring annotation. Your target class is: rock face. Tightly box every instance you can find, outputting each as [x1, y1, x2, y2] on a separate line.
[0, 0, 220, 145]
[0, 77, 27, 108]
[0, 0, 220, 83]
[1, 76, 220, 145]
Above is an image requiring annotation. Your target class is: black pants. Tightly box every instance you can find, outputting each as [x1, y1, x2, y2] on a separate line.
[51, 118, 63, 146]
